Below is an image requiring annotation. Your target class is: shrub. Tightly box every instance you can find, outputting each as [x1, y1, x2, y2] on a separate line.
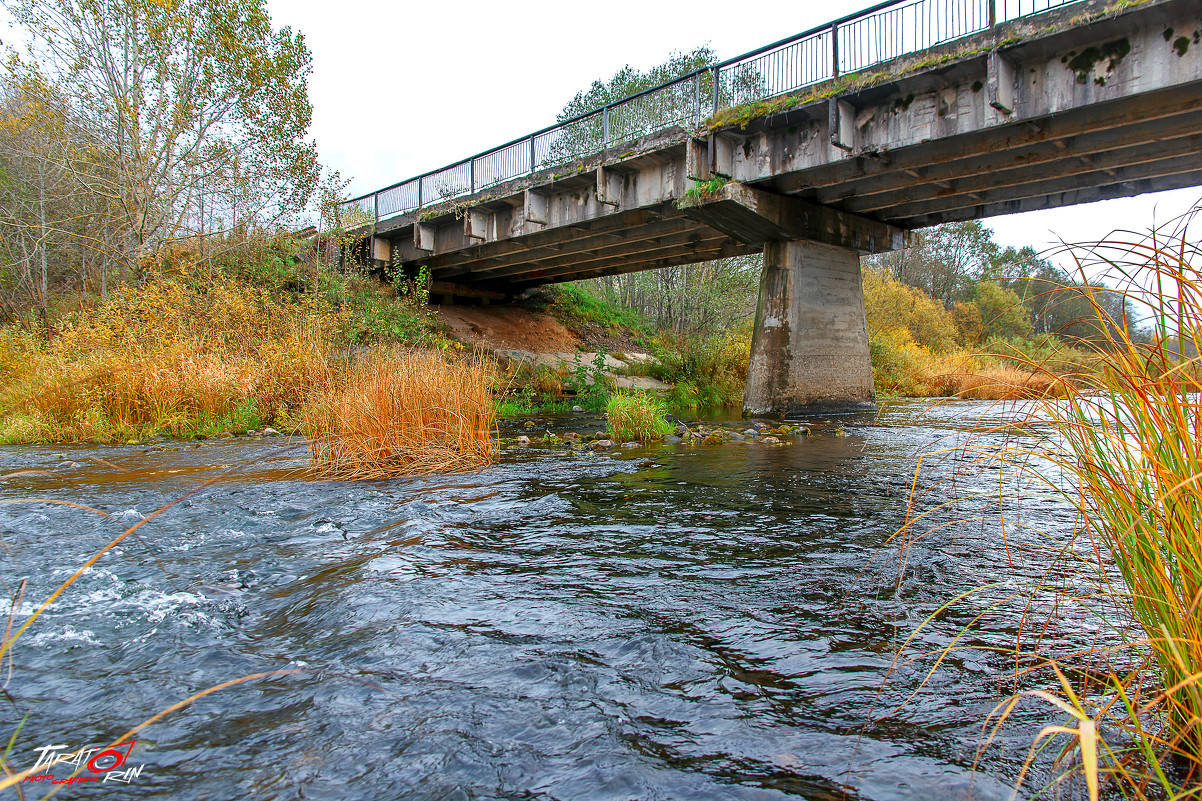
[649, 328, 750, 407]
[304, 349, 496, 478]
[863, 269, 957, 352]
[0, 278, 340, 442]
[606, 392, 673, 442]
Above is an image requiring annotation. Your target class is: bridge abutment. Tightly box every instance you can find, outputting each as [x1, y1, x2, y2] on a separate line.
[744, 240, 875, 416]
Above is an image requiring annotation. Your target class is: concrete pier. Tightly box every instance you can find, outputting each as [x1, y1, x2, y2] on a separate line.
[744, 241, 874, 416]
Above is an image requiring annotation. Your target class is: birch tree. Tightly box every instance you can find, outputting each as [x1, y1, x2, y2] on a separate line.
[9, 0, 319, 267]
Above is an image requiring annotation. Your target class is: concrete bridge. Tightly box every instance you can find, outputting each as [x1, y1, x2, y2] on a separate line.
[341, 0, 1202, 415]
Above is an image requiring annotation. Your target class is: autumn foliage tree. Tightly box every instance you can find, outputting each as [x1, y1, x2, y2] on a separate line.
[0, 0, 319, 318]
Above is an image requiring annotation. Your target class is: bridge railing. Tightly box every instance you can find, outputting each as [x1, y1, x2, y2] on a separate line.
[340, 0, 1082, 228]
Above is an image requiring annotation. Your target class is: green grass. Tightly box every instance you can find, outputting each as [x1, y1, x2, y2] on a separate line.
[550, 283, 651, 333]
[606, 391, 673, 442]
[494, 392, 610, 419]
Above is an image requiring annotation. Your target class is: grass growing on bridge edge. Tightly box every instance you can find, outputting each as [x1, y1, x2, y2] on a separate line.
[304, 348, 497, 479]
[878, 214, 1202, 798]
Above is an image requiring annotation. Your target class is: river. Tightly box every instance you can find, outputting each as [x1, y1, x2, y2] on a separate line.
[0, 399, 1088, 799]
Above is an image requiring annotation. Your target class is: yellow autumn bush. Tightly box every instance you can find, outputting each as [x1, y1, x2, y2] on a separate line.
[0, 278, 347, 443]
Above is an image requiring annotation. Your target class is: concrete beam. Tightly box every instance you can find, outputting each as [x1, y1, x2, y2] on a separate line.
[678, 181, 908, 254]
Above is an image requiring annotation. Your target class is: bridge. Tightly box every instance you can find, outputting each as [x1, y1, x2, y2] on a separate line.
[340, 0, 1202, 415]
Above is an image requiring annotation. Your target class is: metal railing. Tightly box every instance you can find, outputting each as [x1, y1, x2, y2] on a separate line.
[340, 0, 1083, 227]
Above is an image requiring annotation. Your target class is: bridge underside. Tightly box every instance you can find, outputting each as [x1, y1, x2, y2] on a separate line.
[350, 0, 1202, 413]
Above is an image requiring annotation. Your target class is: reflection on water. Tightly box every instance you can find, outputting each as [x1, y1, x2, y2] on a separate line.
[0, 400, 1078, 799]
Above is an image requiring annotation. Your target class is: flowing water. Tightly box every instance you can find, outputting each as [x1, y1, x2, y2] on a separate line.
[0, 399, 1091, 800]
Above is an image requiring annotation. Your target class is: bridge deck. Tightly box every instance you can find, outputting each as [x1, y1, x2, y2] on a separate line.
[345, 0, 1202, 297]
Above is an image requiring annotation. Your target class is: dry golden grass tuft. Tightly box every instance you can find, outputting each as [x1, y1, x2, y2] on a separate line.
[931, 364, 1069, 400]
[304, 348, 497, 479]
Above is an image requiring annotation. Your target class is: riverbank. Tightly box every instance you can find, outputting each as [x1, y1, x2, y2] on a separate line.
[0, 270, 1098, 446]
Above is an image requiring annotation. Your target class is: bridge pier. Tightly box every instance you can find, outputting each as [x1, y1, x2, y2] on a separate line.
[744, 240, 874, 416]
[676, 181, 903, 416]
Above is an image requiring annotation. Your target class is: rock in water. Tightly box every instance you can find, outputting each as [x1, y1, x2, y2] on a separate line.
[563, 432, 581, 442]
[663, 435, 682, 444]
[516, 435, 531, 446]
[571, 405, 584, 413]
[590, 439, 615, 450]
[621, 442, 640, 449]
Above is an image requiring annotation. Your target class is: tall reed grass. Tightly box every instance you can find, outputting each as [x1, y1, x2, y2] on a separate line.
[304, 348, 496, 478]
[884, 212, 1202, 797]
[606, 391, 673, 442]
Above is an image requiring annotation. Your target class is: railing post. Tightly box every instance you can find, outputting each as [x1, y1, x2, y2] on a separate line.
[694, 71, 701, 124]
[602, 105, 610, 147]
[418, 179, 423, 210]
[530, 136, 536, 174]
[470, 158, 476, 193]
[711, 66, 720, 115]
[988, 0, 997, 26]
[373, 193, 379, 226]
[832, 22, 840, 79]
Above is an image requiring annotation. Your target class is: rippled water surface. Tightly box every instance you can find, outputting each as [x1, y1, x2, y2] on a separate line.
[0, 400, 1084, 799]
